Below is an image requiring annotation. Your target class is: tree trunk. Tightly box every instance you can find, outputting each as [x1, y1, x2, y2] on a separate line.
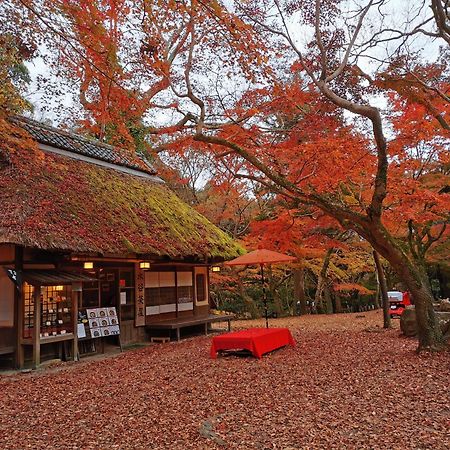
[315, 248, 333, 314]
[334, 294, 343, 313]
[373, 250, 391, 328]
[367, 223, 443, 350]
[324, 285, 333, 314]
[397, 264, 442, 351]
[293, 267, 307, 315]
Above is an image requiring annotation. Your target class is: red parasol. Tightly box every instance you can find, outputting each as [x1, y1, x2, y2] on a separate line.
[225, 249, 296, 328]
[225, 249, 296, 267]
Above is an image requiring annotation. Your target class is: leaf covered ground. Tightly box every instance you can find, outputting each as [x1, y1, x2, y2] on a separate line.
[1, 311, 449, 449]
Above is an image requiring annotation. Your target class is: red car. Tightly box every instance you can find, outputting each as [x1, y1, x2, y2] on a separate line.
[388, 291, 412, 318]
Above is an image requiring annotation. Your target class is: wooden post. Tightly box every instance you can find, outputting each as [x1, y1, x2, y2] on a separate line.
[16, 284, 25, 369]
[32, 285, 41, 369]
[176, 327, 180, 341]
[72, 289, 79, 361]
[14, 246, 24, 369]
[175, 270, 179, 318]
[204, 322, 208, 336]
[261, 265, 269, 329]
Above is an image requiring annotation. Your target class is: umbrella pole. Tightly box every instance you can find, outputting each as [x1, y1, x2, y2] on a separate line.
[261, 264, 269, 328]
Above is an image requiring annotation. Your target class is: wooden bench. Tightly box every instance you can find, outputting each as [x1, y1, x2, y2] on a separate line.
[147, 314, 235, 341]
[150, 336, 170, 343]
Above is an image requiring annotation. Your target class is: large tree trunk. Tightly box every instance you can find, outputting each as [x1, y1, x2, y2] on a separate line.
[293, 267, 307, 315]
[395, 263, 442, 350]
[373, 250, 391, 328]
[366, 223, 443, 350]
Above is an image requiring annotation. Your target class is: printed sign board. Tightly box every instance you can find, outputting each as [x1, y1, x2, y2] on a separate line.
[85, 307, 120, 338]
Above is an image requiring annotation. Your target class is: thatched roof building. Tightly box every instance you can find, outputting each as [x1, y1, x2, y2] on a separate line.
[0, 116, 240, 368]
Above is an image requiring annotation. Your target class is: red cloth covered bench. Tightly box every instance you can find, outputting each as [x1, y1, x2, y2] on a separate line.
[210, 327, 295, 359]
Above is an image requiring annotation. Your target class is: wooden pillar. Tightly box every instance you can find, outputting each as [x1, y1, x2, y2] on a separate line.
[32, 285, 41, 369]
[175, 269, 179, 318]
[16, 283, 25, 369]
[192, 268, 197, 316]
[72, 289, 79, 361]
[206, 266, 211, 311]
[14, 246, 24, 369]
[176, 327, 180, 341]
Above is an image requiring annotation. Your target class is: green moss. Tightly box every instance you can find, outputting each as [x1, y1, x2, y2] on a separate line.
[79, 163, 243, 258]
[1, 145, 243, 259]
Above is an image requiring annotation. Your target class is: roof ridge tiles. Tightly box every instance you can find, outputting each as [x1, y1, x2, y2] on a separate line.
[10, 115, 157, 175]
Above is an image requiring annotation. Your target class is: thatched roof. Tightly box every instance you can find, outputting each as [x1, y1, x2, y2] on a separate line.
[0, 117, 242, 261]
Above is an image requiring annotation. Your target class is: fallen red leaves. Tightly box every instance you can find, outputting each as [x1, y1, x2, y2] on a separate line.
[0, 311, 449, 449]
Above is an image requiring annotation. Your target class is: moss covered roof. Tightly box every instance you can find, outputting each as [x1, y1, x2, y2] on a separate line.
[0, 122, 243, 261]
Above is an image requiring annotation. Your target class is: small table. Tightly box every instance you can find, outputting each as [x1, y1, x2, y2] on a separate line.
[210, 327, 295, 359]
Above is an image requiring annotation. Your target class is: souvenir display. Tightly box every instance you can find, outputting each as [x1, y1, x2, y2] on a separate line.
[82, 307, 120, 338]
[31, 285, 74, 338]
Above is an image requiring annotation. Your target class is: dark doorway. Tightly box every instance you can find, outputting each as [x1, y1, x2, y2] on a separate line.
[100, 270, 118, 308]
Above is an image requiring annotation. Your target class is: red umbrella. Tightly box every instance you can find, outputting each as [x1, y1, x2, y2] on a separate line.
[225, 249, 296, 328]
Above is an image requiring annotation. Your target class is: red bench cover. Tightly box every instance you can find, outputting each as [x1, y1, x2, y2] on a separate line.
[210, 327, 295, 359]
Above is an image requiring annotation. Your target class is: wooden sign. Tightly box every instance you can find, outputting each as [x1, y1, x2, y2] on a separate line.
[135, 265, 145, 326]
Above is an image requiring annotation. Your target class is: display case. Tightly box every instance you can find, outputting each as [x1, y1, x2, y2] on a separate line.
[23, 283, 73, 339]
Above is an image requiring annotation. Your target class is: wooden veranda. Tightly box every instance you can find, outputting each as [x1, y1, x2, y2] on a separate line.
[147, 314, 235, 341]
